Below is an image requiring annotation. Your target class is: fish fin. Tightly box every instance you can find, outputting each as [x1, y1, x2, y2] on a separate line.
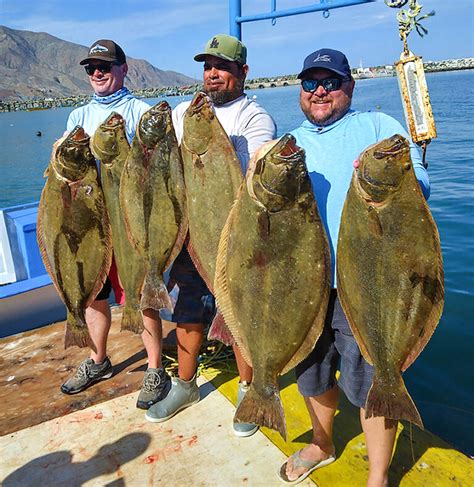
[213, 201, 251, 363]
[140, 275, 173, 312]
[64, 311, 95, 350]
[121, 305, 144, 333]
[235, 383, 286, 440]
[281, 283, 331, 375]
[207, 312, 236, 347]
[365, 374, 423, 429]
[367, 206, 383, 237]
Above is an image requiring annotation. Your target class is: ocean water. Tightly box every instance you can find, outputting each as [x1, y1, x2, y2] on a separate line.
[1, 70, 473, 455]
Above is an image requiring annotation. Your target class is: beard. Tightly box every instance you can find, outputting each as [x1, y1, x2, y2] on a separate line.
[204, 79, 244, 106]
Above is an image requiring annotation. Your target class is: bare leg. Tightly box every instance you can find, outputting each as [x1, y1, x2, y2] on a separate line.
[176, 323, 203, 381]
[141, 309, 163, 369]
[85, 299, 111, 363]
[233, 344, 253, 383]
[285, 384, 339, 481]
[360, 410, 397, 487]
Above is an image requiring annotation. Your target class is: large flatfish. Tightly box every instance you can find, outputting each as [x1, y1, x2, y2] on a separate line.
[214, 134, 331, 439]
[37, 126, 112, 349]
[337, 134, 444, 428]
[181, 91, 243, 343]
[91, 112, 145, 333]
[120, 101, 187, 311]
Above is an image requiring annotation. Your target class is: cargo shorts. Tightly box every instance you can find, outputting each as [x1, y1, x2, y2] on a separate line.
[295, 290, 374, 409]
[166, 246, 216, 325]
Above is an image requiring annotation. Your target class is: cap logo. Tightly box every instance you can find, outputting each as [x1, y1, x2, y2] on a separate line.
[313, 54, 332, 63]
[90, 44, 109, 54]
[209, 37, 219, 49]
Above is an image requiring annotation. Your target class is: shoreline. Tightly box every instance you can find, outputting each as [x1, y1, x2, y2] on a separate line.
[1, 58, 472, 113]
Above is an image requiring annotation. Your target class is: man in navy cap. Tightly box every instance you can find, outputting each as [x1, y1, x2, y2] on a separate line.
[278, 48, 430, 486]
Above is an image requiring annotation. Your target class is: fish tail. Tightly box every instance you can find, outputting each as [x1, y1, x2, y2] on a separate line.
[207, 313, 235, 346]
[121, 305, 144, 334]
[235, 383, 286, 440]
[64, 310, 95, 351]
[140, 275, 173, 312]
[365, 375, 423, 429]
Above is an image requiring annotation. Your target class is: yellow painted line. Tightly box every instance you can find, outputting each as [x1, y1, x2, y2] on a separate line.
[202, 366, 472, 486]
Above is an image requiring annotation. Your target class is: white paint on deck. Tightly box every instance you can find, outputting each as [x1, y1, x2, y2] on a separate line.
[0, 376, 315, 486]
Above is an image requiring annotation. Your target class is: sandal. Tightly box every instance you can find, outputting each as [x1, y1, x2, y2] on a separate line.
[277, 448, 336, 484]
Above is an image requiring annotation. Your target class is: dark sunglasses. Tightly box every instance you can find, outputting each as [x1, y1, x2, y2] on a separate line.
[84, 62, 117, 75]
[301, 77, 350, 93]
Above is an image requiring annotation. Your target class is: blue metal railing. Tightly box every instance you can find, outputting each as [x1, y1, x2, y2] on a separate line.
[229, 0, 376, 39]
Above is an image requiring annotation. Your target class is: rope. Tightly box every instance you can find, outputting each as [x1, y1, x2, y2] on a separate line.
[384, 0, 435, 54]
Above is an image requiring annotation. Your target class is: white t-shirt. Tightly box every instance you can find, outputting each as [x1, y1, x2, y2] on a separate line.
[172, 94, 277, 173]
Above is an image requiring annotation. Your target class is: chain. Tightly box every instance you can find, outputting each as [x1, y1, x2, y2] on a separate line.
[384, 0, 435, 53]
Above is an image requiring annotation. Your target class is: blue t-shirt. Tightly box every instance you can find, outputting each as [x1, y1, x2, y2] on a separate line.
[67, 90, 150, 143]
[291, 109, 430, 287]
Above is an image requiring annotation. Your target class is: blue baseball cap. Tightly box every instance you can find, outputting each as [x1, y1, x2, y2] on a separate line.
[297, 48, 352, 79]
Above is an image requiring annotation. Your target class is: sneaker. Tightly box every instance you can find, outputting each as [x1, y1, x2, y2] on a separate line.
[145, 374, 200, 423]
[60, 357, 113, 394]
[233, 381, 259, 437]
[136, 368, 171, 410]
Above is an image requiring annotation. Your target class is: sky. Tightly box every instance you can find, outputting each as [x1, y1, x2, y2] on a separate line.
[2, 0, 473, 80]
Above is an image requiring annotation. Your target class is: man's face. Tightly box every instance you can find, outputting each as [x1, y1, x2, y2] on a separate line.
[86, 60, 128, 97]
[299, 68, 355, 126]
[202, 55, 248, 105]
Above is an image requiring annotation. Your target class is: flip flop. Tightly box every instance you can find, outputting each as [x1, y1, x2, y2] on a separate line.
[277, 449, 336, 484]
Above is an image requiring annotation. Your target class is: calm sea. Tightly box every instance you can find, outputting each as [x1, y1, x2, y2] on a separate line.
[1, 70, 473, 455]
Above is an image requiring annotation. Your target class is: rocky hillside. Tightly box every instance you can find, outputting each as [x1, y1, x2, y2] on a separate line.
[0, 25, 196, 100]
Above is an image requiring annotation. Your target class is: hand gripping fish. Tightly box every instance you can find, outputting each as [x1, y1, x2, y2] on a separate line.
[337, 134, 444, 428]
[37, 127, 112, 349]
[214, 134, 331, 439]
[91, 112, 145, 333]
[120, 101, 187, 312]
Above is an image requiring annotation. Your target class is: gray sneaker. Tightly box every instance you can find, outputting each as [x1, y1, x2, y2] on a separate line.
[136, 368, 171, 410]
[145, 374, 200, 423]
[60, 357, 113, 394]
[233, 381, 259, 437]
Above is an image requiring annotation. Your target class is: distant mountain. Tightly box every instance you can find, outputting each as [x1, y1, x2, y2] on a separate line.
[0, 25, 197, 100]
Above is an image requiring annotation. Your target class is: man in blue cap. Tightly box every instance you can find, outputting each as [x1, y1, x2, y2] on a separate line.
[278, 48, 430, 486]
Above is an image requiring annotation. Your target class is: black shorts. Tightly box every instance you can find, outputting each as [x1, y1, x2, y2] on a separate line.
[295, 290, 374, 409]
[167, 247, 216, 325]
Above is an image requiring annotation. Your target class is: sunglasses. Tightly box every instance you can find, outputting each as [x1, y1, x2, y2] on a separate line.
[84, 62, 118, 75]
[301, 77, 350, 93]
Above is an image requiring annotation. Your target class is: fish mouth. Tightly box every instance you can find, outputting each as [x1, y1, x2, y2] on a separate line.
[190, 92, 210, 113]
[373, 135, 407, 159]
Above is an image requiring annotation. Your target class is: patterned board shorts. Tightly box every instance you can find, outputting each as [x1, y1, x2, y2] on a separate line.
[295, 290, 374, 409]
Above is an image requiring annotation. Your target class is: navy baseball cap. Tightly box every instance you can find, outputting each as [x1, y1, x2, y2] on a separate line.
[297, 48, 352, 79]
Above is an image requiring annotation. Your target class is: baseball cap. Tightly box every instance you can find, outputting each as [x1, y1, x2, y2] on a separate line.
[80, 39, 126, 65]
[194, 34, 247, 64]
[297, 48, 352, 79]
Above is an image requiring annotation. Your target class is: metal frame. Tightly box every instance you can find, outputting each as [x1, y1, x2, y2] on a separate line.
[229, 0, 376, 39]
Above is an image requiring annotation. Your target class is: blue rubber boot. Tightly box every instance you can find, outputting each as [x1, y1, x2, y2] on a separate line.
[233, 381, 259, 437]
[145, 374, 199, 423]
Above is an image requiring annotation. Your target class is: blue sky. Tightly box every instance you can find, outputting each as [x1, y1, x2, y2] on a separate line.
[2, 0, 473, 79]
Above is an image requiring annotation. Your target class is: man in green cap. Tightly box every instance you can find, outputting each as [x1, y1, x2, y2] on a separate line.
[145, 34, 276, 438]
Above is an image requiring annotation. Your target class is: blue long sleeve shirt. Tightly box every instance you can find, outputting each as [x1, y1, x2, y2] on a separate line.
[291, 109, 430, 287]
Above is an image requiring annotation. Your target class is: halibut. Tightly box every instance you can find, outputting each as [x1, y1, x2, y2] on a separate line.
[214, 134, 331, 439]
[337, 134, 444, 428]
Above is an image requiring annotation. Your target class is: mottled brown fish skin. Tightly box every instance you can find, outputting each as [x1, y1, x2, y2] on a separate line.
[91, 112, 145, 333]
[120, 101, 187, 311]
[214, 134, 331, 439]
[37, 126, 112, 349]
[337, 134, 444, 428]
[181, 91, 244, 344]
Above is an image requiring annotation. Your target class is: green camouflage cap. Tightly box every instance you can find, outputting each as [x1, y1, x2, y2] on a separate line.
[194, 34, 247, 64]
